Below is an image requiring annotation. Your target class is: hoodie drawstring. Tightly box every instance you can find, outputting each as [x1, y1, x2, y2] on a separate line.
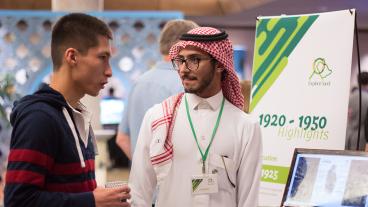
[89, 125, 99, 155]
[62, 107, 86, 168]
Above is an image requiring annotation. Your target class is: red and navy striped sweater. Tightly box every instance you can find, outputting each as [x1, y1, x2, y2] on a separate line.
[5, 85, 96, 207]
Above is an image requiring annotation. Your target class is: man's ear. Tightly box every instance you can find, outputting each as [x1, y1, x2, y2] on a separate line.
[214, 62, 226, 81]
[215, 62, 225, 73]
[65, 48, 78, 65]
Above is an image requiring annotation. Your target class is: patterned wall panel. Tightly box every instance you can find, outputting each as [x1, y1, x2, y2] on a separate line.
[0, 10, 183, 96]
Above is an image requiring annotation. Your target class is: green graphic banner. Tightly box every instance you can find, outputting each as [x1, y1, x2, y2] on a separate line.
[250, 15, 318, 111]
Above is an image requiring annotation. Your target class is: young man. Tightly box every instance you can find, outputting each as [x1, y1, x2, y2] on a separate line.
[116, 19, 198, 160]
[5, 13, 130, 207]
[129, 27, 262, 206]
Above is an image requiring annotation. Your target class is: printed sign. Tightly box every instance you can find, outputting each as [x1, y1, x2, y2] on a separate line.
[250, 9, 355, 206]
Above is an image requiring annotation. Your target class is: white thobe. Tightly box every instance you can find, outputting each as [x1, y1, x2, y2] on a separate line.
[129, 91, 262, 207]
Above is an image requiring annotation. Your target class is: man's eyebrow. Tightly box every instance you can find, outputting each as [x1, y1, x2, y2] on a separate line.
[187, 54, 202, 58]
[177, 54, 203, 58]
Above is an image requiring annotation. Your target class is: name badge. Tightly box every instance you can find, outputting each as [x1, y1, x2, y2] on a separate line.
[191, 174, 218, 195]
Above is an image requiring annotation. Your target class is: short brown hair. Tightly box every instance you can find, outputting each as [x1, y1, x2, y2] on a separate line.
[159, 19, 198, 55]
[51, 13, 112, 70]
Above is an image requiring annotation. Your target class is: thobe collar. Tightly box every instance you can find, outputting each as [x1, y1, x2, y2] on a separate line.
[185, 90, 224, 111]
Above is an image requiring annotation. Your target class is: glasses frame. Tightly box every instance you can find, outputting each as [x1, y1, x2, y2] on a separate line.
[171, 56, 215, 71]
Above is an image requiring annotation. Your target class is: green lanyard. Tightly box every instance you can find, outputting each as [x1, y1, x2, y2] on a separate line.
[184, 94, 225, 174]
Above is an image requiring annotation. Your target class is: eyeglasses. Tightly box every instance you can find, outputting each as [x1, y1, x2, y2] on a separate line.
[171, 56, 214, 71]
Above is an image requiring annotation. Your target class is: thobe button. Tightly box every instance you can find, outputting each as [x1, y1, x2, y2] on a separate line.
[201, 135, 205, 140]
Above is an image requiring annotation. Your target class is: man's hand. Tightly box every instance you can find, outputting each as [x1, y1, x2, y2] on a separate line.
[93, 185, 131, 207]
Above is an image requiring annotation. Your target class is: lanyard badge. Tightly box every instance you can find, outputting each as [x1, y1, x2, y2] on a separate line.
[185, 95, 224, 195]
[184, 94, 225, 174]
[191, 174, 218, 195]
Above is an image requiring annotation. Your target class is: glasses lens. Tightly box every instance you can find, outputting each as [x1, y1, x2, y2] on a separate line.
[187, 57, 199, 70]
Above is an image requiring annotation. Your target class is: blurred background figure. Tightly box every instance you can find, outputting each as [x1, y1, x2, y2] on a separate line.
[346, 71, 368, 151]
[115, 19, 198, 160]
[240, 80, 252, 113]
[104, 87, 118, 100]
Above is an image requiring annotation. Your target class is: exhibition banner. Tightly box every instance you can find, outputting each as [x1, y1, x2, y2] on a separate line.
[250, 10, 355, 206]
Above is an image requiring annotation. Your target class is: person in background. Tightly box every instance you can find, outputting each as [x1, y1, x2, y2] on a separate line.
[104, 87, 118, 100]
[5, 13, 130, 207]
[129, 27, 262, 206]
[346, 71, 368, 150]
[116, 19, 198, 160]
[240, 80, 252, 113]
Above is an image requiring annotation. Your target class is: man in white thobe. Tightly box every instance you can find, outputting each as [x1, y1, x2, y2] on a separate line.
[129, 27, 262, 207]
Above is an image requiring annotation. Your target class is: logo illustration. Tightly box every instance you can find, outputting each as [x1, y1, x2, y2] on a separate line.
[250, 15, 319, 111]
[192, 178, 203, 191]
[309, 58, 332, 80]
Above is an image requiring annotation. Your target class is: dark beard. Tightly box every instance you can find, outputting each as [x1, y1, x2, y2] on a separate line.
[184, 65, 216, 95]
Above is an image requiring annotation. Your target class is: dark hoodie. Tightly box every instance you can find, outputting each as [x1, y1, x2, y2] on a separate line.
[5, 84, 96, 207]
